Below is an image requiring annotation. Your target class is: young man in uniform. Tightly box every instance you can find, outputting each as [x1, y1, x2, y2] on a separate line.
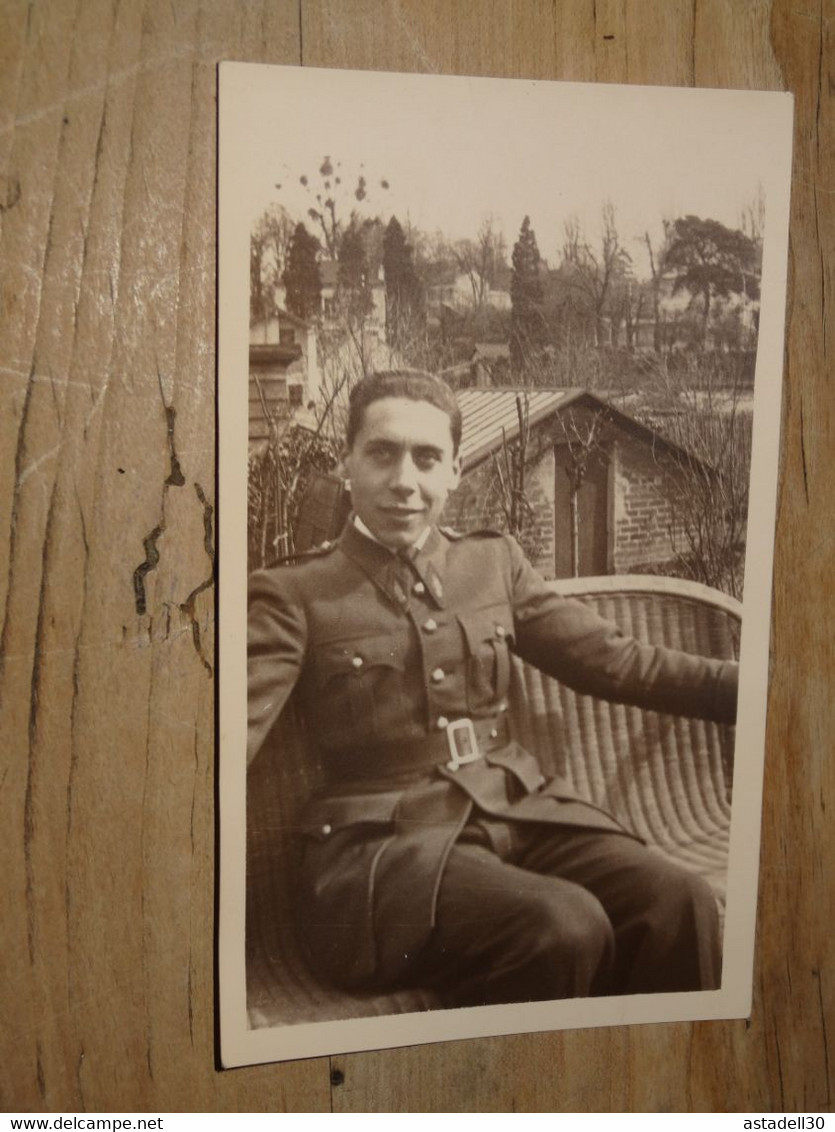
[247, 370, 738, 1007]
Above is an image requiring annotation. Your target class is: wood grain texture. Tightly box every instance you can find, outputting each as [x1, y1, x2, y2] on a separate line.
[1, 0, 831, 1113]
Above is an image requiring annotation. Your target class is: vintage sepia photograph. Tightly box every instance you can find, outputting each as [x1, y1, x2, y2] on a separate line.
[218, 63, 792, 1067]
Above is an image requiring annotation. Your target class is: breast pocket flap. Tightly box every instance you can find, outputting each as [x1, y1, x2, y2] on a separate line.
[458, 605, 515, 652]
[314, 638, 406, 683]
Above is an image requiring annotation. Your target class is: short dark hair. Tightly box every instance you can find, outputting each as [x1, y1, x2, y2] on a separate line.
[345, 370, 462, 455]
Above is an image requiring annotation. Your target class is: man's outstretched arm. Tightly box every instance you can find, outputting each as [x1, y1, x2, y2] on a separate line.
[506, 537, 738, 724]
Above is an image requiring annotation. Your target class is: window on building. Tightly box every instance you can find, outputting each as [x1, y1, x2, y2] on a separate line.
[288, 384, 304, 407]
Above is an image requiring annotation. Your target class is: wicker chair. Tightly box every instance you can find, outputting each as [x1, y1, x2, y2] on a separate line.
[246, 575, 740, 1029]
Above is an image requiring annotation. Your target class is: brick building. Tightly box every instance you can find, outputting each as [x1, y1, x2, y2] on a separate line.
[443, 388, 705, 580]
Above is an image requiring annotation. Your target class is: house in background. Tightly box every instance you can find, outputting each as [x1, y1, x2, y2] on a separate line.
[444, 387, 709, 580]
[440, 343, 512, 390]
[426, 269, 511, 314]
[248, 310, 320, 446]
[468, 342, 511, 386]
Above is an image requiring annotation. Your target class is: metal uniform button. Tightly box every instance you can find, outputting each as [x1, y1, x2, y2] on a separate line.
[499, 701, 508, 713]
[423, 618, 438, 633]
[436, 716, 449, 730]
[321, 824, 332, 836]
[495, 625, 506, 639]
[489, 728, 498, 739]
[413, 581, 426, 595]
[351, 656, 364, 669]
[431, 667, 445, 683]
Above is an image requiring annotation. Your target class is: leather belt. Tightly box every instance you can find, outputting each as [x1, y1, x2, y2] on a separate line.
[328, 715, 511, 782]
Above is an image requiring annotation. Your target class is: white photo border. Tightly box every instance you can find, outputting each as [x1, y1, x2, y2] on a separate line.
[218, 62, 793, 1068]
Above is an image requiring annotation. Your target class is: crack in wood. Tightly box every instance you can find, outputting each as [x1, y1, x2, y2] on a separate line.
[23, 477, 60, 967]
[133, 396, 189, 614]
[773, 1009, 786, 1109]
[165, 405, 185, 487]
[0, 366, 37, 685]
[799, 395, 810, 504]
[75, 1047, 86, 1110]
[813, 967, 832, 1107]
[187, 963, 194, 1047]
[195, 480, 213, 559]
[133, 521, 165, 616]
[0, 172, 21, 212]
[178, 482, 214, 675]
[66, 492, 90, 1008]
[36, 1042, 46, 1101]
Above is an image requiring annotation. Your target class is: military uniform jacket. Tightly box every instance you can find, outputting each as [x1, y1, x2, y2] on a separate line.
[247, 522, 738, 991]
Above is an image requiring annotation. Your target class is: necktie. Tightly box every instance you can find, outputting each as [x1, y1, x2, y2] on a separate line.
[390, 547, 417, 608]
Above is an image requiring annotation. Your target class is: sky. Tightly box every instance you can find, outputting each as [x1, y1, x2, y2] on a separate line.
[223, 64, 787, 277]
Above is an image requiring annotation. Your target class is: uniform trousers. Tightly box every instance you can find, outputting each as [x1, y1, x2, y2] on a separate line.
[417, 816, 722, 1007]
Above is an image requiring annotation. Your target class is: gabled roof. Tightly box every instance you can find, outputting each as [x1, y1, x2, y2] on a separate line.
[457, 387, 708, 473]
[458, 388, 578, 468]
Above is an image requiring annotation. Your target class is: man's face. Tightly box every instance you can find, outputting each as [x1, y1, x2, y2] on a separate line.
[342, 397, 461, 550]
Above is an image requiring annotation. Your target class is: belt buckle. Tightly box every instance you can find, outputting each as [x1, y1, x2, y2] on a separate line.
[445, 718, 481, 772]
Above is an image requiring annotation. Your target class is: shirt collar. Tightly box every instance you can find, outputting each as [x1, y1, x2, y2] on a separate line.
[353, 515, 432, 553]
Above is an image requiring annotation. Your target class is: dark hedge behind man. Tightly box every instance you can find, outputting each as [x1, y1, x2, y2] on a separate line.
[247, 370, 738, 1007]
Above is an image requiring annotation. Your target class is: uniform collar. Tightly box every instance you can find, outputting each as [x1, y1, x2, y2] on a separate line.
[408, 527, 447, 607]
[340, 520, 448, 610]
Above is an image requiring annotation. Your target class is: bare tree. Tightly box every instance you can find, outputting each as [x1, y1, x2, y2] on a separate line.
[561, 204, 632, 348]
[609, 275, 646, 351]
[452, 217, 508, 310]
[555, 407, 610, 577]
[739, 184, 766, 248]
[490, 395, 535, 540]
[247, 375, 341, 569]
[640, 355, 751, 598]
[250, 203, 296, 323]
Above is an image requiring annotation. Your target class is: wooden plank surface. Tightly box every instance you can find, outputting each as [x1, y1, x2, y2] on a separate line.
[1, 0, 831, 1114]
